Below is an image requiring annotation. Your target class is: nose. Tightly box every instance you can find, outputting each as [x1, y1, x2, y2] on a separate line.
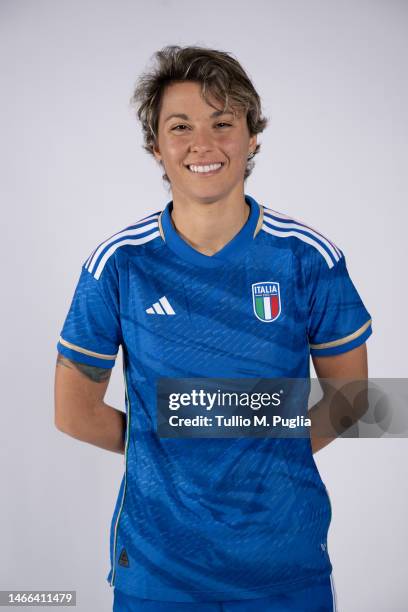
[189, 126, 215, 153]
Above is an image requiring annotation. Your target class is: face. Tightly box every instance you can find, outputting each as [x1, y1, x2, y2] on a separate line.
[152, 81, 257, 204]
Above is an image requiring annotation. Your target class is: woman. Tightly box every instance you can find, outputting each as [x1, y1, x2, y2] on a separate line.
[55, 45, 372, 611]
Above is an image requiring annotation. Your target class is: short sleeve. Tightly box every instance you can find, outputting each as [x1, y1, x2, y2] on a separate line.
[307, 251, 372, 357]
[56, 256, 122, 368]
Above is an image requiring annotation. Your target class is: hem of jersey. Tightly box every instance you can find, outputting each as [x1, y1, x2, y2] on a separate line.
[56, 342, 116, 368]
[106, 567, 333, 603]
[309, 324, 372, 357]
[58, 336, 118, 360]
[309, 319, 372, 350]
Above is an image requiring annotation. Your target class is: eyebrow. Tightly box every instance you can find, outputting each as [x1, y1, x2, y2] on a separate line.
[164, 110, 235, 123]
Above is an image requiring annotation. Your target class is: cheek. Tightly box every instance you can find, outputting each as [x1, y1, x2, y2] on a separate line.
[219, 136, 248, 159]
[168, 141, 190, 163]
[158, 134, 185, 158]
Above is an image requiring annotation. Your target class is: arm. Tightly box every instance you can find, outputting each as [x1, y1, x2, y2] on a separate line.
[309, 343, 368, 454]
[54, 354, 126, 455]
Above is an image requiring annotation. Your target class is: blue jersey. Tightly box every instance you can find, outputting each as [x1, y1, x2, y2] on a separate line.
[56, 194, 372, 602]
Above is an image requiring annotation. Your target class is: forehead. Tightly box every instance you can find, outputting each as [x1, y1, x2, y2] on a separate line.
[159, 81, 243, 121]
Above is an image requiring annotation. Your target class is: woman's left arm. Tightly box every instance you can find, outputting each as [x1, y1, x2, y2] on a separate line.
[309, 343, 368, 454]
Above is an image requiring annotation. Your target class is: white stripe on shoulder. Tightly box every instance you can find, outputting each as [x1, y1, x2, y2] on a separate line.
[84, 213, 160, 268]
[93, 232, 161, 280]
[262, 207, 341, 268]
[262, 223, 335, 268]
[263, 206, 342, 258]
[263, 208, 341, 262]
[85, 213, 161, 279]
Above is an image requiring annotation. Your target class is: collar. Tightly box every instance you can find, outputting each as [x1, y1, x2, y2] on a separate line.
[158, 194, 263, 268]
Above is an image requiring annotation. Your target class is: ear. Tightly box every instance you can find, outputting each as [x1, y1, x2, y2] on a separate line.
[248, 134, 257, 155]
[152, 142, 162, 163]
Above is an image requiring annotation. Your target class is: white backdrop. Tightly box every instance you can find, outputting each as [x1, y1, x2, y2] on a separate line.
[1, 0, 407, 610]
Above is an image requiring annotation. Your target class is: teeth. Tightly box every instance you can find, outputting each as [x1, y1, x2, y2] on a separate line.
[189, 163, 222, 173]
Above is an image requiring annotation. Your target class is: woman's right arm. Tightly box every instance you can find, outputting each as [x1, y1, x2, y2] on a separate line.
[54, 354, 126, 454]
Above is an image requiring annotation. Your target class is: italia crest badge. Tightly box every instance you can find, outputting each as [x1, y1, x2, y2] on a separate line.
[252, 282, 281, 322]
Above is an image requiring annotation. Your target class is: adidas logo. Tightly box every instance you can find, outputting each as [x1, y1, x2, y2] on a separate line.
[146, 296, 176, 315]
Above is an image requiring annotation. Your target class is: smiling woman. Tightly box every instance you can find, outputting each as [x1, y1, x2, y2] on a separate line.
[152, 89, 251, 197]
[131, 45, 268, 183]
[55, 43, 371, 612]
[128, 46, 271, 252]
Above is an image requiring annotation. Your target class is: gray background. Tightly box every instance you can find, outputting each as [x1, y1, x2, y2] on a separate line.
[1, 0, 407, 610]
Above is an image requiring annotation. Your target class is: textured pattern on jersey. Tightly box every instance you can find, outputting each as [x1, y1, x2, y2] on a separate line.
[57, 195, 372, 602]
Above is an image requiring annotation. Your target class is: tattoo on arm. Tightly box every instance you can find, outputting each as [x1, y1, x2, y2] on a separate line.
[56, 354, 112, 382]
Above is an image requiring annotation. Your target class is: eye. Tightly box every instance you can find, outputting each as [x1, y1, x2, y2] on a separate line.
[171, 122, 232, 131]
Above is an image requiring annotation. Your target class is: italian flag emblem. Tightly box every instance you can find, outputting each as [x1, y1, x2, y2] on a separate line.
[252, 282, 281, 322]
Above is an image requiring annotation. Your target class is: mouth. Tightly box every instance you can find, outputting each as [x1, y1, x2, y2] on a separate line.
[185, 162, 225, 177]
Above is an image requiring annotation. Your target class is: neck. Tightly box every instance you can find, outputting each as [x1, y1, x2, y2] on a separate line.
[170, 192, 250, 257]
